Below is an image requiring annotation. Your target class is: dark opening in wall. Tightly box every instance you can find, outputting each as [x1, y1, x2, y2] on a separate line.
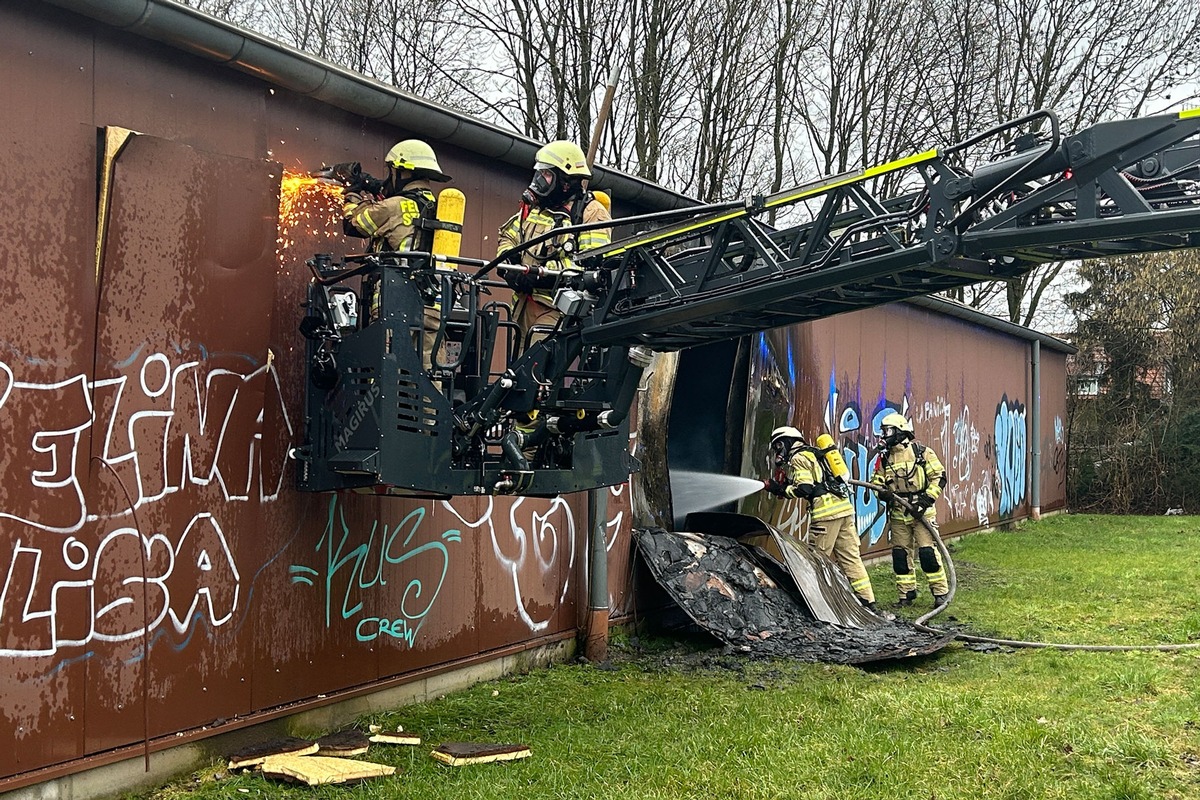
[667, 338, 749, 525]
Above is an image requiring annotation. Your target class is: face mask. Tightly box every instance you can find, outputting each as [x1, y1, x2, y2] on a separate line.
[529, 168, 558, 200]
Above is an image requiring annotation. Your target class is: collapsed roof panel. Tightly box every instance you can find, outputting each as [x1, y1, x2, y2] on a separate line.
[634, 518, 953, 665]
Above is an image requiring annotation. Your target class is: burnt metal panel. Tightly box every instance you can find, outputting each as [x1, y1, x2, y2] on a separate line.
[633, 525, 954, 664]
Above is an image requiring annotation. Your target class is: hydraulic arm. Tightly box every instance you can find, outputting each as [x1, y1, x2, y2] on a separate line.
[293, 109, 1200, 498]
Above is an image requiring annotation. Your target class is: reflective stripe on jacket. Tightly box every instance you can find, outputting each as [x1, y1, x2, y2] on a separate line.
[497, 196, 611, 305]
[785, 448, 853, 521]
[343, 181, 436, 253]
[870, 441, 946, 519]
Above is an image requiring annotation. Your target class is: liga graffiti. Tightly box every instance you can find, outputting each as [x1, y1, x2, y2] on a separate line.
[0, 351, 287, 659]
[0, 513, 239, 658]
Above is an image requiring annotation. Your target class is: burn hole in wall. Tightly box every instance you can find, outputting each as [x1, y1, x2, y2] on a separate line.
[666, 338, 749, 519]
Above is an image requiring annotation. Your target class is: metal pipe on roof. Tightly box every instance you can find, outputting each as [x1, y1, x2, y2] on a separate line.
[40, 0, 699, 211]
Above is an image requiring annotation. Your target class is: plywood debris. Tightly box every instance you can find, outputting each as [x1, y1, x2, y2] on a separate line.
[227, 736, 318, 769]
[370, 731, 422, 745]
[316, 730, 371, 756]
[430, 742, 531, 766]
[259, 754, 395, 785]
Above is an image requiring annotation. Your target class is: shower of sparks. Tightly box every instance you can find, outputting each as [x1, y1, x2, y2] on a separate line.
[276, 170, 345, 267]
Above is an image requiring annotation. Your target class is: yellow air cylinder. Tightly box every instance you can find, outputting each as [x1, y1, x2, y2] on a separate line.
[815, 433, 850, 481]
[592, 190, 612, 214]
[432, 187, 465, 259]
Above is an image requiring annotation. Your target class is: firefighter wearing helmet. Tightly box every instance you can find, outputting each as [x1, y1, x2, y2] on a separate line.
[762, 426, 880, 610]
[497, 140, 612, 347]
[870, 412, 950, 607]
[341, 139, 452, 375]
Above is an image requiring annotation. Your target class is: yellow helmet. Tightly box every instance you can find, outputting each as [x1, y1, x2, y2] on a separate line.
[385, 139, 450, 182]
[534, 140, 591, 177]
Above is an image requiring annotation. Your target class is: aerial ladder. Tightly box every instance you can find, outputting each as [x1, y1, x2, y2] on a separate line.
[291, 109, 1200, 498]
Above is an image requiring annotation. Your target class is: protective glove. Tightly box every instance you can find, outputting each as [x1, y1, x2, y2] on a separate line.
[875, 486, 896, 503]
[912, 493, 935, 512]
[503, 268, 536, 295]
[762, 478, 787, 498]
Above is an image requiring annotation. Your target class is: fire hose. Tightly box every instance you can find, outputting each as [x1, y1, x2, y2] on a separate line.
[847, 479, 1200, 653]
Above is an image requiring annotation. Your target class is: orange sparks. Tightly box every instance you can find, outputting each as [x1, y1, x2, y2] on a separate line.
[276, 170, 345, 264]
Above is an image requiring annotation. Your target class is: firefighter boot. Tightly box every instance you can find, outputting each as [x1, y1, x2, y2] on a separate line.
[893, 590, 917, 608]
[860, 597, 896, 621]
[932, 593, 949, 608]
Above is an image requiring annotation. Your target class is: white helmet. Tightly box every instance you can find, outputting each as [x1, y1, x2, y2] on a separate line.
[879, 412, 913, 447]
[770, 426, 806, 448]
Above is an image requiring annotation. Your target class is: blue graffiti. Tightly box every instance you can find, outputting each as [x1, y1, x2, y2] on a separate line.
[994, 395, 1028, 517]
[288, 497, 460, 646]
[846, 440, 888, 545]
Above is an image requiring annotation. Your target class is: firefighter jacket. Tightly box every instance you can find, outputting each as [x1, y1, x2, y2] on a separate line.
[782, 447, 854, 522]
[870, 440, 946, 519]
[343, 179, 437, 253]
[343, 180, 445, 310]
[497, 195, 611, 305]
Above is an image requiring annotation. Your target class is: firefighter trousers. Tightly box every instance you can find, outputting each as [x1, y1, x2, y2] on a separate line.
[811, 514, 875, 604]
[887, 513, 948, 598]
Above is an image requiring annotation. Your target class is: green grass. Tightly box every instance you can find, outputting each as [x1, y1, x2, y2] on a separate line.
[138, 515, 1200, 800]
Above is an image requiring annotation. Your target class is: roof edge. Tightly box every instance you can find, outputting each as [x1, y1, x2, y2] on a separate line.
[904, 296, 1077, 353]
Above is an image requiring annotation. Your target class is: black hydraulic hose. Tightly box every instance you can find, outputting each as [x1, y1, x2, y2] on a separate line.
[848, 478, 1200, 653]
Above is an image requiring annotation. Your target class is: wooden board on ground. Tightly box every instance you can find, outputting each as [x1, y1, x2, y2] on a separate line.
[227, 737, 318, 769]
[431, 742, 531, 766]
[259, 754, 395, 785]
[316, 730, 371, 756]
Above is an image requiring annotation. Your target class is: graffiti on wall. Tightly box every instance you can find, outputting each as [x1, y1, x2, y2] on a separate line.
[817, 368, 1029, 535]
[994, 394, 1027, 516]
[0, 351, 286, 659]
[288, 496, 459, 646]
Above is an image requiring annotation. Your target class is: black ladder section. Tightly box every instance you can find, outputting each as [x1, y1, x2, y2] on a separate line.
[581, 110, 1200, 350]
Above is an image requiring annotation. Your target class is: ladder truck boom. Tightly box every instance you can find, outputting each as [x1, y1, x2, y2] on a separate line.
[293, 109, 1200, 497]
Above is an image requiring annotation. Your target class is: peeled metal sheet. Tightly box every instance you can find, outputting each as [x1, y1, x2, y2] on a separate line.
[634, 518, 954, 664]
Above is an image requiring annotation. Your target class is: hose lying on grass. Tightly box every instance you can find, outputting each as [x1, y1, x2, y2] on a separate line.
[846, 479, 1200, 653]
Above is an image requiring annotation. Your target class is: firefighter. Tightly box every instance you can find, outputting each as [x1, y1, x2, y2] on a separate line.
[342, 139, 451, 376]
[497, 140, 611, 348]
[763, 426, 879, 610]
[870, 412, 950, 607]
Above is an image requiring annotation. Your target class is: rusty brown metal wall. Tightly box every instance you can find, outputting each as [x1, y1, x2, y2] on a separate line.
[0, 3, 638, 786]
[0, 2, 1070, 788]
[738, 303, 1071, 555]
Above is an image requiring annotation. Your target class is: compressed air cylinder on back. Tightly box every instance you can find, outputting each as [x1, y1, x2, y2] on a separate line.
[432, 187, 466, 259]
[815, 433, 850, 481]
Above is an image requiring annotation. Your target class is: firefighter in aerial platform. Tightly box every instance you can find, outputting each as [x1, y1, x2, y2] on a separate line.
[339, 139, 462, 377]
[496, 140, 612, 464]
[497, 139, 612, 347]
[871, 412, 950, 607]
[762, 426, 881, 611]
